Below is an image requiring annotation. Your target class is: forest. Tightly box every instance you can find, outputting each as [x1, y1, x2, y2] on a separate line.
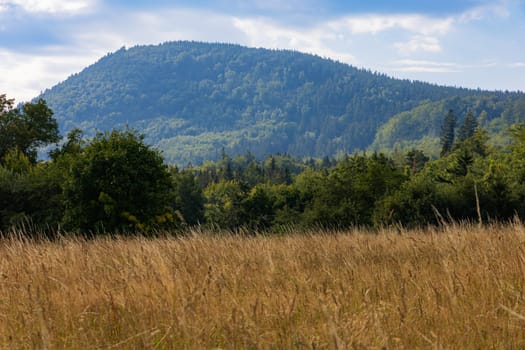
[2, 93, 525, 235]
[38, 41, 525, 165]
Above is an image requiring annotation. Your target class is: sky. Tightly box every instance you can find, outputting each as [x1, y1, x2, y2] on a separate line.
[1, 0, 524, 103]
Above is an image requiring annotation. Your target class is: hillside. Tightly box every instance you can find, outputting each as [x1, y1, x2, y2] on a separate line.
[371, 94, 525, 156]
[38, 41, 525, 164]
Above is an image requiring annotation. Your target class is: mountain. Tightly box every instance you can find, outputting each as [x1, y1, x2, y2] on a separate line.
[38, 41, 525, 164]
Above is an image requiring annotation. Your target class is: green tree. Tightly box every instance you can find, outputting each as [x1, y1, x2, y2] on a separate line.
[457, 110, 478, 143]
[440, 109, 456, 157]
[478, 157, 516, 221]
[0, 95, 60, 163]
[302, 153, 406, 228]
[2, 148, 32, 174]
[268, 183, 304, 227]
[204, 180, 247, 229]
[49, 128, 84, 161]
[405, 149, 429, 175]
[0, 162, 65, 233]
[171, 169, 205, 226]
[62, 130, 175, 233]
[241, 184, 275, 229]
[505, 124, 525, 217]
[374, 172, 438, 227]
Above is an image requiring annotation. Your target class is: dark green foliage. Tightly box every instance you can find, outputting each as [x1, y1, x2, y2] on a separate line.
[374, 173, 438, 227]
[49, 128, 84, 161]
[448, 148, 474, 177]
[301, 153, 406, 228]
[0, 161, 64, 233]
[38, 41, 512, 165]
[457, 110, 478, 142]
[196, 152, 305, 188]
[377, 131, 516, 227]
[440, 109, 456, 157]
[61, 130, 175, 233]
[241, 185, 275, 229]
[505, 125, 525, 217]
[268, 184, 305, 227]
[0, 95, 60, 163]
[476, 158, 517, 221]
[204, 180, 247, 229]
[405, 149, 429, 175]
[171, 168, 205, 226]
[458, 129, 490, 157]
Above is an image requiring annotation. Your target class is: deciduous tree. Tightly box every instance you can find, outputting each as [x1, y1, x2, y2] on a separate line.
[0, 95, 60, 163]
[62, 130, 175, 233]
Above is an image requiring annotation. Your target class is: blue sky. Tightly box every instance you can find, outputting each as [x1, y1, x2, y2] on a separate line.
[1, 0, 524, 102]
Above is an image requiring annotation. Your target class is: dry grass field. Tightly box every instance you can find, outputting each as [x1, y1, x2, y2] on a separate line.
[1, 224, 525, 349]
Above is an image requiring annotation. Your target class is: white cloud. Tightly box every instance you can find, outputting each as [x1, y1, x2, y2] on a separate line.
[459, 1, 511, 22]
[328, 14, 453, 36]
[232, 17, 356, 64]
[232, 10, 465, 65]
[510, 62, 525, 68]
[392, 59, 461, 73]
[0, 48, 99, 102]
[60, 8, 249, 58]
[394, 36, 442, 54]
[232, 13, 455, 65]
[0, 0, 96, 14]
[0, 8, 249, 102]
[396, 66, 459, 73]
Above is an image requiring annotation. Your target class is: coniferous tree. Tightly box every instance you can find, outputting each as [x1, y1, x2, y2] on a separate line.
[440, 109, 456, 157]
[457, 109, 478, 142]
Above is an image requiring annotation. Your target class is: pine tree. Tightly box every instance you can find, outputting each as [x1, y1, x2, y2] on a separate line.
[440, 109, 456, 157]
[457, 109, 478, 142]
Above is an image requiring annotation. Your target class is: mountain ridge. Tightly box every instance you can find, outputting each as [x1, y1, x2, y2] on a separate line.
[38, 41, 525, 164]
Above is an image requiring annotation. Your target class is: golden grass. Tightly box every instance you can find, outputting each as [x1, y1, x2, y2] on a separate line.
[1, 224, 525, 349]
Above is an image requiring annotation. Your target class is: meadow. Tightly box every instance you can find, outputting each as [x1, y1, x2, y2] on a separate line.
[1, 224, 525, 349]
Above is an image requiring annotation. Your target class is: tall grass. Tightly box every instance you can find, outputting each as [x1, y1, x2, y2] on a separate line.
[1, 224, 525, 348]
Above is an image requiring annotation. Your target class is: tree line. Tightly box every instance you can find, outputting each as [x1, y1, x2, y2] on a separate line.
[1, 94, 525, 236]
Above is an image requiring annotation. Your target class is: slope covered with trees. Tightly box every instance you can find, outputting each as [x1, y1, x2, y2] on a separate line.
[371, 94, 525, 156]
[37, 41, 525, 164]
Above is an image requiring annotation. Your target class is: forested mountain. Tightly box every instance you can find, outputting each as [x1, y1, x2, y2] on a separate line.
[38, 41, 525, 164]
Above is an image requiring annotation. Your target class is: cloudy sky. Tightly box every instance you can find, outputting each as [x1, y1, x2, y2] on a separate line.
[1, 0, 524, 103]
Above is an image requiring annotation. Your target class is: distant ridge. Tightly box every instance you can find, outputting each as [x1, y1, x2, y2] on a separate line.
[38, 41, 525, 164]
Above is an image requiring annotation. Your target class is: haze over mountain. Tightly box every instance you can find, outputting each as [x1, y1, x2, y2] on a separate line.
[38, 41, 525, 164]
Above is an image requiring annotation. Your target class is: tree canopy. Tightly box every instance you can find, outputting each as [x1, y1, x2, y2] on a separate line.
[61, 130, 175, 233]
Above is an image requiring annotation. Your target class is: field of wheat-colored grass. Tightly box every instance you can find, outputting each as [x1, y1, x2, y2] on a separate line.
[1, 224, 525, 349]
